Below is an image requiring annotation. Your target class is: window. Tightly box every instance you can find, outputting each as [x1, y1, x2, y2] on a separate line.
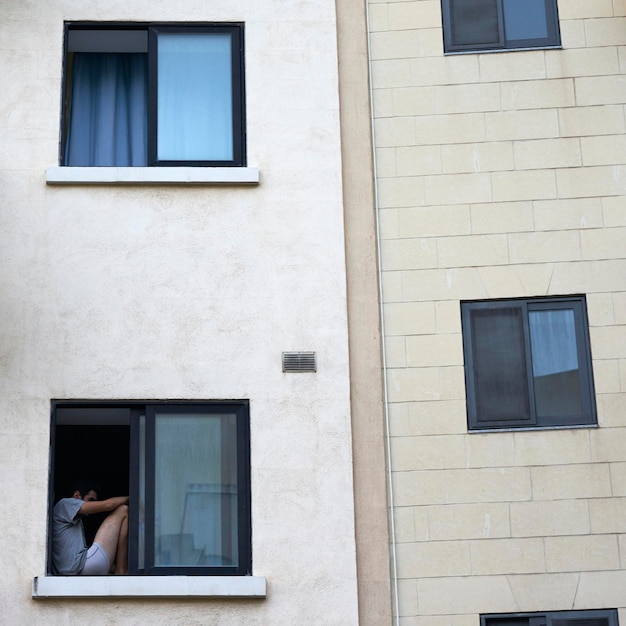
[441, 0, 560, 53]
[461, 296, 596, 431]
[49, 401, 251, 576]
[62, 23, 245, 166]
[482, 609, 619, 626]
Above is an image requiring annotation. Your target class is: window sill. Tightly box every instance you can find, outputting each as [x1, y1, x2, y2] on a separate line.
[32, 575, 267, 599]
[45, 167, 260, 186]
[469, 423, 598, 433]
[444, 44, 562, 55]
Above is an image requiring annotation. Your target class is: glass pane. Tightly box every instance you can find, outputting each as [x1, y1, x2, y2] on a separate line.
[154, 411, 238, 567]
[553, 621, 608, 626]
[451, 0, 500, 46]
[471, 307, 531, 423]
[529, 309, 583, 417]
[503, 0, 548, 41]
[138, 413, 145, 570]
[157, 32, 233, 161]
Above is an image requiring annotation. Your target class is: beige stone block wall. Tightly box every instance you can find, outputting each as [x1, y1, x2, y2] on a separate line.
[370, 0, 626, 620]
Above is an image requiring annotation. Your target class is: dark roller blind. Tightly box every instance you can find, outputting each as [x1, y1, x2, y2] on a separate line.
[450, 0, 500, 46]
[470, 306, 531, 425]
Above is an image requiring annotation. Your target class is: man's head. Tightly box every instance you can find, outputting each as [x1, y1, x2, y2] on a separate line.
[70, 479, 100, 501]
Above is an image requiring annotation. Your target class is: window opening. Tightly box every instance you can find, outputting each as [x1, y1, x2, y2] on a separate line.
[62, 23, 245, 167]
[461, 296, 596, 430]
[441, 0, 561, 53]
[482, 609, 618, 626]
[49, 401, 251, 576]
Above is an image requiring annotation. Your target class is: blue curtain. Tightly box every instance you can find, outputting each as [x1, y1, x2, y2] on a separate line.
[65, 53, 148, 166]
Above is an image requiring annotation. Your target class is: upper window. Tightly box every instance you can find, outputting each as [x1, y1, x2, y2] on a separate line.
[49, 401, 251, 576]
[62, 23, 245, 166]
[461, 296, 596, 431]
[441, 0, 560, 53]
[482, 609, 619, 626]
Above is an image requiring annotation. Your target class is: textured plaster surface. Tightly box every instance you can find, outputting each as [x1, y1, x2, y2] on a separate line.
[0, 0, 359, 624]
[336, 0, 393, 622]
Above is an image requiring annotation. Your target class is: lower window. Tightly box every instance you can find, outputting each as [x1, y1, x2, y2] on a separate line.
[49, 401, 251, 576]
[461, 296, 596, 430]
[482, 609, 618, 626]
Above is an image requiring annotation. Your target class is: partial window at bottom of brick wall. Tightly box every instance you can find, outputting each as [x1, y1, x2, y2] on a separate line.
[482, 609, 618, 626]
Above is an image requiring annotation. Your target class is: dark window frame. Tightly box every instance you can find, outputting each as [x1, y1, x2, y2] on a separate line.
[49, 400, 252, 577]
[461, 295, 597, 431]
[482, 609, 619, 626]
[61, 22, 246, 167]
[441, 0, 561, 54]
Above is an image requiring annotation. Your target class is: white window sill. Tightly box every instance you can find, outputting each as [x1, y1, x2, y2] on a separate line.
[46, 167, 260, 185]
[32, 575, 267, 599]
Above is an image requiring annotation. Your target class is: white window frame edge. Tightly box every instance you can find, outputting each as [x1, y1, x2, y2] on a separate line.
[32, 575, 267, 599]
[46, 167, 260, 185]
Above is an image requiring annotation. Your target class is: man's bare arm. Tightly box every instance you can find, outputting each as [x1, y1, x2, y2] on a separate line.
[79, 496, 129, 516]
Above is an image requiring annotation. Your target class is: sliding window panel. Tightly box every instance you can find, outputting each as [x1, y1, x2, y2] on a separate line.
[528, 299, 596, 426]
[144, 404, 250, 575]
[464, 305, 535, 429]
[151, 27, 244, 165]
[444, 0, 504, 51]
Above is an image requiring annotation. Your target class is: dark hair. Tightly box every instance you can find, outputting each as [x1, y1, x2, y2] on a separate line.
[70, 479, 100, 499]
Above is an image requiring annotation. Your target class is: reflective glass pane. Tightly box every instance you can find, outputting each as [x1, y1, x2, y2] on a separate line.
[529, 309, 583, 417]
[471, 307, 530, 423]
[138, 414, 145, 570]
[451, 0, 500, 46]
[503, 0, 548, 41]
[157, 33, 233, 161]
[154, 412, 238, 567]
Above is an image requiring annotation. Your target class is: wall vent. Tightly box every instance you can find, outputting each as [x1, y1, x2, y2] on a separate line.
[282, 351, 317, 373]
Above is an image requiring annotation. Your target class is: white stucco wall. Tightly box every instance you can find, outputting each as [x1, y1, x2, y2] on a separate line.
[0, 0, 359, 623]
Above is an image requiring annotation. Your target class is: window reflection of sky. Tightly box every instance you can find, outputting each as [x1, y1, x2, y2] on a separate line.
[503, 0, 548, 40]
[529, 309, 578, 378]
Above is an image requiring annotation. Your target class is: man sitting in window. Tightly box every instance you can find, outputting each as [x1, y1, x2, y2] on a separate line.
[51, 480, 129, 576]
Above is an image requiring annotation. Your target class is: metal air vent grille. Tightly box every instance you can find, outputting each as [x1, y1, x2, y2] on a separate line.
[282, 351, 317, 373]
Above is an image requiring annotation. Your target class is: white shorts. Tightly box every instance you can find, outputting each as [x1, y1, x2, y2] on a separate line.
[79, 542, 110, 576]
